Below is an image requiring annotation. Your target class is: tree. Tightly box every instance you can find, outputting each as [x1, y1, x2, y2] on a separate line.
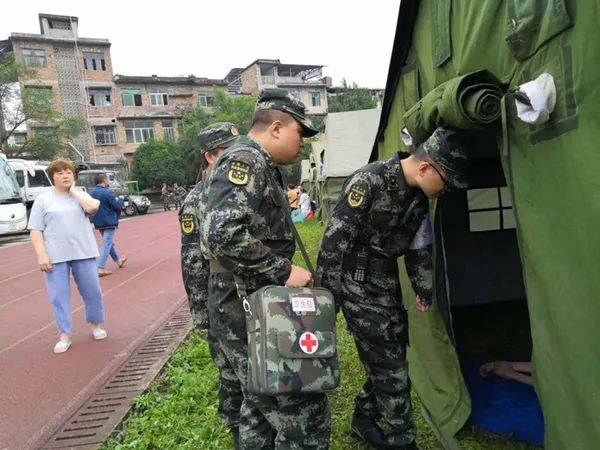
[0, 54, 85, 160]
[173, 89, 257, 185]
[130, 140, 186, 190]
[328, 79, 378, 113]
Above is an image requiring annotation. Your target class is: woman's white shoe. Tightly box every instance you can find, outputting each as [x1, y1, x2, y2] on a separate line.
[53, 339, 71, 354]
[93, 328, 107, 340]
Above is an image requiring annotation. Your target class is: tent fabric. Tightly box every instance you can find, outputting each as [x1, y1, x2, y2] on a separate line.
[403, 70, 504, 144]
[375, 2, 600, 449]
[322, 108, 380, 178]
[311, 108, 380, 222]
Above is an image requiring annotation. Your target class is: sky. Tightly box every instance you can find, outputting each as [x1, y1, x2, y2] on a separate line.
[0, 1, 400, 89]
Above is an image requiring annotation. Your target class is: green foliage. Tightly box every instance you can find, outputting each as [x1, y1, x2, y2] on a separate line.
[328, 79, 378, 113]
[103, 220, 540, 450]
[130, 140, 186, 190]
[172, 89, 257, 186]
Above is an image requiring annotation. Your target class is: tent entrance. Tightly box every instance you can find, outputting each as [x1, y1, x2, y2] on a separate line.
[432, 153, 544, 445]
[436, 154, 530, 361]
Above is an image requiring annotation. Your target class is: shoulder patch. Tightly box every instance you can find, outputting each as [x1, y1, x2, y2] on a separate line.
[347, 184, 367, 208]
[180, 213, 196, 235]
[228, 160, 252, 186]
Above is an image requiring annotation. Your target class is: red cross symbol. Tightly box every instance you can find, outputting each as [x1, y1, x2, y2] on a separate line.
[299, 331, 318, 354]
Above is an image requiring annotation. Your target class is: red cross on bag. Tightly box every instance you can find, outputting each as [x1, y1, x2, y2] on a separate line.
[299, 331, 319, 354]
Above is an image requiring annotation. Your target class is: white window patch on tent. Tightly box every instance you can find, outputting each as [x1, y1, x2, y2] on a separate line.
[467, 187, 516, 232]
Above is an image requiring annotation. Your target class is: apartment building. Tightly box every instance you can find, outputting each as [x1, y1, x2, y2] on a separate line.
[226, 59, 330, 116]
[6, 14, 225, 163]
[9, 14, 112, 161]
[112, 75, 226, 157]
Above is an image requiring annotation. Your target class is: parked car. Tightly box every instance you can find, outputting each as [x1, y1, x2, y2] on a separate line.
[7, 159, 53, 208]
[78, 169, 151, 216]
[122, 195, 151, 216]
[0, 154, 28, 234]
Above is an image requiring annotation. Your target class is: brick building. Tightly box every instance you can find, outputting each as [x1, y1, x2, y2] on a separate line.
[112, 75, 225, 159]
[225, 59, 330, 117]
[6, 14, 225, 163]
[4, 16, 332, 166]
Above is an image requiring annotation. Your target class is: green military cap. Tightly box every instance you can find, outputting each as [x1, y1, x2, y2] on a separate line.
[255, 88, 320, 137]
[197, 122, 239, 154]
[421, 127, 469, 190]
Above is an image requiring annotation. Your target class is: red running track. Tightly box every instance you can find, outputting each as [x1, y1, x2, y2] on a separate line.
[0, 211, 186, 450]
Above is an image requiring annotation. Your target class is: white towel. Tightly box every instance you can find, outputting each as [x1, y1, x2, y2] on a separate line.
[401, 127, 414, 146]
[515, 73, 557, 125]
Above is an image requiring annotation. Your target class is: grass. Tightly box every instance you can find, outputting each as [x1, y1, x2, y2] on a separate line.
[102, 219, 539, 450]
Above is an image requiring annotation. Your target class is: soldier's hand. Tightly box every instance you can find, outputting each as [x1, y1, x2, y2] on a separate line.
[285, 265, 313, 287]
[416, 296, 430, 313]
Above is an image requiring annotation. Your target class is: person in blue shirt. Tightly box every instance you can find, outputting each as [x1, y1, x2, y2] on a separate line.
[90, 173, 126, 277]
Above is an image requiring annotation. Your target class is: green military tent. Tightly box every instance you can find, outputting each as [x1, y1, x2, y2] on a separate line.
[373, 1, 600, 449]
[306, 108, 380, 220]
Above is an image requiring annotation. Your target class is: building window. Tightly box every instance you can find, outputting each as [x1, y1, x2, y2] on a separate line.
[467, 187, 516, 232]
[89, 88, 111, 106]
[9, 134, 26, 147]
[309, 91, 321, 107]
[121, 89, 143, 106]
[199, 93, 215, 108]
[93, 126, 117, 146]
[83, 52, 106, 71]
[161, 120, 175, 140]
[49, 19, 72, 30]
[124, 121, 155, 144]
[22, 49, 47, 68]
[149, 91, 168, 106]
[288, 89, 300, 101]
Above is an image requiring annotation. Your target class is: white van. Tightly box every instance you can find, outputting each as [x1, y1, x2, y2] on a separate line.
[7, 159, 53, 208]
[0, 154, 28, 234]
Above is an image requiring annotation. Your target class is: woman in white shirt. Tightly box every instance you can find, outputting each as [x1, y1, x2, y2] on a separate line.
[28, 160, 106, 354]
[298, 187, 311, 218]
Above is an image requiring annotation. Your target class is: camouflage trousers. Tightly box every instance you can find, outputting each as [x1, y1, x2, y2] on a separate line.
[208, 273, 331, 450]
[340, 270, 416, 447]
[205, 331, 243, 430]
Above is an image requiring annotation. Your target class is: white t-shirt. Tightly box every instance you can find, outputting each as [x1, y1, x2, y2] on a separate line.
[299, 192, 311, 215]
[28, 190, 99, 264]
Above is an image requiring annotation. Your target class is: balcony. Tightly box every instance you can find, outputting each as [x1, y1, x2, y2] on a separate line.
[260, 75, 325, 87]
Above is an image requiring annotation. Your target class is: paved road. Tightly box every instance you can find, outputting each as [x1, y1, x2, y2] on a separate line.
[0, 211, 186, 450]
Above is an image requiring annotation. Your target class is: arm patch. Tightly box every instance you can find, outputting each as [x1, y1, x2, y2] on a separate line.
[228, 160, 252, 185]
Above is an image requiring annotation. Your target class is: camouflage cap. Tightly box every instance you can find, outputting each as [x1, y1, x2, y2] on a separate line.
[421, 127, 469, 190]
[197, 122, 239, 154]
[255, 88, 319, 137]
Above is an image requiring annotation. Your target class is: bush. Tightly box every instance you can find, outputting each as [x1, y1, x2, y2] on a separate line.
[130, 140, 186, 190]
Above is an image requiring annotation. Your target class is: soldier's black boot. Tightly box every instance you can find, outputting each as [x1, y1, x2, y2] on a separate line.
[231, 427, 240, 450]
[351, 412, 385, 445]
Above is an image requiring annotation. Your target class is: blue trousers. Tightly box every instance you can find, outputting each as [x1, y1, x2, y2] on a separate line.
[44, 258, 105, 336]
[98, 228, 120, 269]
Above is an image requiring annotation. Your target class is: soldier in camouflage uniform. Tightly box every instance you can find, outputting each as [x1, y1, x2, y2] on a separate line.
[179, 122, 243, 446]
[200, 89, 331, 449]
[316, 128, 468, 449]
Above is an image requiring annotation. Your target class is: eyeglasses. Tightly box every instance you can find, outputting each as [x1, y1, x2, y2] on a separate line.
[429, 163, 450, 191]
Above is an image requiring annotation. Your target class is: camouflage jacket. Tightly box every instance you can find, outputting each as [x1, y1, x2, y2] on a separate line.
[179, 181, 209, 329]
[316, 152, 434, 306]
[200, 136, 294, 288]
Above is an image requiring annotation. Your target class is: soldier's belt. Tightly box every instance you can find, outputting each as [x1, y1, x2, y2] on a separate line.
[342, 253, 398, 274]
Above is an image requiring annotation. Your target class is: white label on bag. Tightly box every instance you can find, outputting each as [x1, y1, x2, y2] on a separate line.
[292, 296, 316, 312]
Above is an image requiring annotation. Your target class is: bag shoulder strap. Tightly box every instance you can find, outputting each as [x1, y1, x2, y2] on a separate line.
[265, 169, 316, 278]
